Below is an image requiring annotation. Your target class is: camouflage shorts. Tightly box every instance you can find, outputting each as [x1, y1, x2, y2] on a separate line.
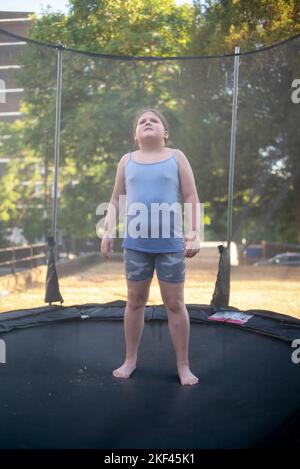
[124, 248, 186, 283]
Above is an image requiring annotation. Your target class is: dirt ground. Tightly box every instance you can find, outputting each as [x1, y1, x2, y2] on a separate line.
[1, 252, 299, 319]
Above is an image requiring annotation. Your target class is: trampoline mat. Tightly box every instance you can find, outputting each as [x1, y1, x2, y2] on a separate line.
[0, 319, 300, 448]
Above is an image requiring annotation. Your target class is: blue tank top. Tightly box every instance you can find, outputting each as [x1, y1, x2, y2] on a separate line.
[121, 151, 184, 253]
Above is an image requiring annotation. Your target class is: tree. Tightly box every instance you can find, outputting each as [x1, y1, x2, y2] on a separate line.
[1, 0, 299, 246]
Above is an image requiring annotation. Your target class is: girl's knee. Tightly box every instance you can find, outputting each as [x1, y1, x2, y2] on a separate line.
[127, 294, 148, 310]
[164, 298, 185, 313]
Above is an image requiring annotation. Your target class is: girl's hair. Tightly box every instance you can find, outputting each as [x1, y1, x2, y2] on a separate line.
[132, 108, 170, 145]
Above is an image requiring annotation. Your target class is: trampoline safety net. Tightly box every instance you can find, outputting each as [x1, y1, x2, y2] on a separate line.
[0, 28, 300, 313]
[0, 24, 300, 452]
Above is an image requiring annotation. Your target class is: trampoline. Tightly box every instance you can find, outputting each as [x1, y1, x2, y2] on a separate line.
[0, 301, 300, 449]
[0, 21, 300, 451]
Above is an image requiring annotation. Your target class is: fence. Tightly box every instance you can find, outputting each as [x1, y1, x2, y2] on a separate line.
[0, 243, 47, 274]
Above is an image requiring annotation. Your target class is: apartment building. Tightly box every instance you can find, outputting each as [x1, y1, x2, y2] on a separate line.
[0, 11, 33, 176]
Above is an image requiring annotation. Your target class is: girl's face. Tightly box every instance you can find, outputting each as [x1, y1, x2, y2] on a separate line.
[135, 112, 168, 147]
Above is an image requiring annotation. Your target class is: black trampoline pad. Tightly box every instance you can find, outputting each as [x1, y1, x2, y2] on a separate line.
[0, 318, 300, 449]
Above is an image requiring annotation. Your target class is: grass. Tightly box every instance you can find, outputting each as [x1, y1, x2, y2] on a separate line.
[1, 253, 299, 319]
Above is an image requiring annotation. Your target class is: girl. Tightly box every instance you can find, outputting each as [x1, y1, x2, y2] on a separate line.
[101, 108, 200, 385]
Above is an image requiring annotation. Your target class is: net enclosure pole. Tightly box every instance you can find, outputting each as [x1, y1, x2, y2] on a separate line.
[51, 43, 63, 254]
[44, 43, 64, 304]
[227, 46, 240, 253]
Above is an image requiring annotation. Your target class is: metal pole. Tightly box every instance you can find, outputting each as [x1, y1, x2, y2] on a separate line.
[51, 43, 63, 258]
[44, 128, 49, 242]
[227, 46, 240, 252]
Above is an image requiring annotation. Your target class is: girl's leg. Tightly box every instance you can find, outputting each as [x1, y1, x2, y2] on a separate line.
[157, 278, 199, 385]
[112, 277, 152, 378]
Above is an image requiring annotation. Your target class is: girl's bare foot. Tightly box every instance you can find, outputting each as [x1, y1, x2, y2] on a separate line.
[178, 365, 199, 386]
[112, 361, 136, 379]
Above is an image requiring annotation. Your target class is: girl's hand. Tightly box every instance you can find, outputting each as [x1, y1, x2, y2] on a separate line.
[184, 231, 200, 258]
[100, 233, 114, 259]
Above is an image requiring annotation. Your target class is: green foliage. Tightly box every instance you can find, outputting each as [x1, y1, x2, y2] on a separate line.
[1, 0, 299, 245]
